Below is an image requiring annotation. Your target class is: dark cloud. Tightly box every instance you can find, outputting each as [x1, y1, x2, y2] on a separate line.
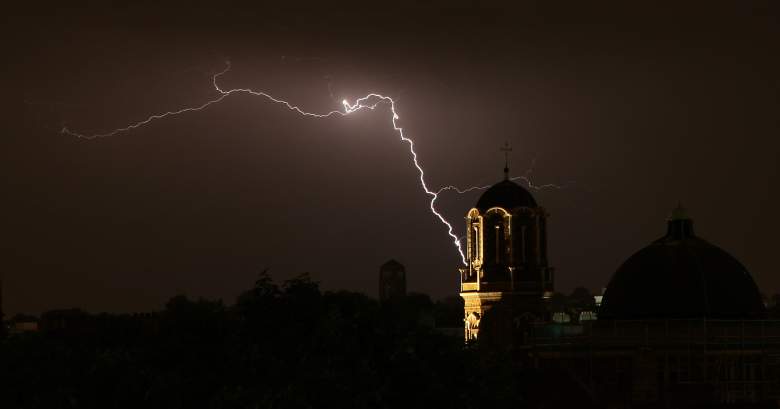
[3, 1, 779, 315]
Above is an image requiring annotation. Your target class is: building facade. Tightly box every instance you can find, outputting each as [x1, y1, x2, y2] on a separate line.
[459, 170, 554, 343]
[467, 203, 780, 407]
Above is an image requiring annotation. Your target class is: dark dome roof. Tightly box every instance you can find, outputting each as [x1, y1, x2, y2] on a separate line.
[381, 259, 404, 271]
[600, 213, 765, 320]
[476, 179, 537, 212]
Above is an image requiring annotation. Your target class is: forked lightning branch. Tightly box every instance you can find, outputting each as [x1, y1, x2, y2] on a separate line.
[61, 62, 561, 265]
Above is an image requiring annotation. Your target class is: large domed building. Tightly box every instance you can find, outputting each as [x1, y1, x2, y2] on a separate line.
[599, 206, 766, 320]
[454, 154, 780, 406]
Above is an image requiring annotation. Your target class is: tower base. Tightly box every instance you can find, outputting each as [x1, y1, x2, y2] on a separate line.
[461, 291, 548, 346]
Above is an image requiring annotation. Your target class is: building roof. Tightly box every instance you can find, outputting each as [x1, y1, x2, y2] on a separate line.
[599, 211, 766, 320]
[380, 259, 405, 271]
[476, 179, 538, 212]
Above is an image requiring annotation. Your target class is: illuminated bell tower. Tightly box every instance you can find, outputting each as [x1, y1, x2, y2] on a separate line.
[459, 143, 554, 343]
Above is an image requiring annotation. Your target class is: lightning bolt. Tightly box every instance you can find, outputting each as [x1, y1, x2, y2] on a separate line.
[62, 62, 473, 263]
[432, 162, 570, 246]
[61, 62, 568, 266]
[434, 158, 570, 196]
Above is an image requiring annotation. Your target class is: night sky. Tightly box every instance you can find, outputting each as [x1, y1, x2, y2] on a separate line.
[3, 2, 779, 316]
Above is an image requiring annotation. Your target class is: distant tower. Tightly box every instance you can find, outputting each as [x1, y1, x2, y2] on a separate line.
[379, 259, 406, 302]
[459, 143, 554, 343]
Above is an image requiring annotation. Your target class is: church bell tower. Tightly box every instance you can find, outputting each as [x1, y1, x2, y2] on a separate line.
[460, 143, 554, 343]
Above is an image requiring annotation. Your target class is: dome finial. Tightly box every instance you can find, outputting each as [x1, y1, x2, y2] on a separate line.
[667, 202, 694, 239]
[670, 202, 689, 221]
[500, 141, 512, 180]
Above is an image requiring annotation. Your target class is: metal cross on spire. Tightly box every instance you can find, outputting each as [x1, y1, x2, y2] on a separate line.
[500, 141, 512, 180]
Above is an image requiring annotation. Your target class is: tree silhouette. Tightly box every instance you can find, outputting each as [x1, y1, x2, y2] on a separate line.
[0, 270, 599, 408]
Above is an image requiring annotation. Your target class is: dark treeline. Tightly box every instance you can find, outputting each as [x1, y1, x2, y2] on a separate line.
[0, 272, 593, 409]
